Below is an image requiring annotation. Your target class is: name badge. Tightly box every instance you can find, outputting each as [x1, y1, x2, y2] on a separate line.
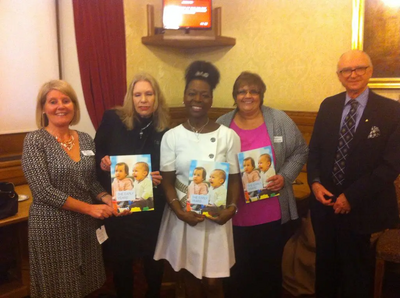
[274, 136, 283, 143]
[96, 225, 108, 244]
[81, 150, 95, 156]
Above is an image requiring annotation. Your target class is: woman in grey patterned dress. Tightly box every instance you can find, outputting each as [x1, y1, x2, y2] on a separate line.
[22, 80, 119, 298]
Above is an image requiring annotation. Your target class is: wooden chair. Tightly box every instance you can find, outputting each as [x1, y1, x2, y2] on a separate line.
[374, 175, 400, 298]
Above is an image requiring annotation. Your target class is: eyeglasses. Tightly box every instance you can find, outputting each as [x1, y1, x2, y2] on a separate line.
[338, 66, 369, 78]
[237, 89, 260, 96]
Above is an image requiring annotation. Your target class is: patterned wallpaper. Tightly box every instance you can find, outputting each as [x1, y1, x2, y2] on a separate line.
[124, 0, 398, 111]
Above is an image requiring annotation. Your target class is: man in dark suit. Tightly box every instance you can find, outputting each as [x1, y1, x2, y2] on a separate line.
[307, 50, 400, 298]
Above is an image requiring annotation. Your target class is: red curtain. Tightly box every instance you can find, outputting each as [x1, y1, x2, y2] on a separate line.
[73, 0, 127, 129]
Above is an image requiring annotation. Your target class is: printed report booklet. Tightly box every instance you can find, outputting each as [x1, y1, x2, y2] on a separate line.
[237, 146, 280, 203]
[110, 154, 154, 212]
[186, 159, 230, 217]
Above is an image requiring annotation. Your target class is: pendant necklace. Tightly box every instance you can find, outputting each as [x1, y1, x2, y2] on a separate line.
[139, 121, 153, 139]
[187, 118, 209, 139]
[55, 134, 75, 151]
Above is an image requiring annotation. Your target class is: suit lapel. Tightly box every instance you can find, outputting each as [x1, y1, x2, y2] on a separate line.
[328, 94, 346, 149]
[349, 92, 379, 151]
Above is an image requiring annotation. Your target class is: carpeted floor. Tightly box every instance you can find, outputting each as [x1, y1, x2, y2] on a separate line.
[89, 259, 400, 298]
[88, 259, 177, 298]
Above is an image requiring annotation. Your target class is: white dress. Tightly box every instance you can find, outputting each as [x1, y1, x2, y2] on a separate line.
[154, 124, 240, 279]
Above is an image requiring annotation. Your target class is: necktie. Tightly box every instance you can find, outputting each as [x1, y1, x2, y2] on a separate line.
[332, 100, 359, 185]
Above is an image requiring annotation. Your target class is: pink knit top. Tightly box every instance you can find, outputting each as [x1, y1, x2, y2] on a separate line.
[231, 121, 281, 226]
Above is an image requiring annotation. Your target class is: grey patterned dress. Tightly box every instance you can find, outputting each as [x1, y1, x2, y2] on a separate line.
[22, 129, 106, 298]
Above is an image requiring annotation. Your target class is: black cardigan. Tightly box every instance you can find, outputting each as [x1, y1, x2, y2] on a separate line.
[94, 109, 167, 258]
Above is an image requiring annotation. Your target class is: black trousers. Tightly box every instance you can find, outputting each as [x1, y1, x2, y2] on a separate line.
[113, 256, 164, 298]
[310, 205, 373, 298]
[225, 220, 283, 298]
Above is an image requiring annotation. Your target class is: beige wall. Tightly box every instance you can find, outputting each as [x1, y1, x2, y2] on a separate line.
[0, 0, 59, 134]
[124, 0, 352, 111]
[124, 0, 399, 111]
[2, 1, 398, 136]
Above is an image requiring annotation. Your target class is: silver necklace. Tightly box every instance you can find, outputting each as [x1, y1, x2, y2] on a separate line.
[139, 121, 153, 139]
[187, 118, 209, 138]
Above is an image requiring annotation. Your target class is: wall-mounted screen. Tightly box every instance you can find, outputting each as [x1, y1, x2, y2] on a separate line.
[163, 0, 212, 30]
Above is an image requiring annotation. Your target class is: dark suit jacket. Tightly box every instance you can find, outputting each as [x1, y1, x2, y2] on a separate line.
[307, 91, 400, 234]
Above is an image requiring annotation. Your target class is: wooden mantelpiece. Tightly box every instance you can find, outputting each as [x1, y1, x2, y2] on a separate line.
[141, 34, 236, 49]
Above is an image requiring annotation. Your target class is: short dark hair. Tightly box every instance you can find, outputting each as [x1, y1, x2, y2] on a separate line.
[232, 71, 267, 106]
[184, 61, 220, 93]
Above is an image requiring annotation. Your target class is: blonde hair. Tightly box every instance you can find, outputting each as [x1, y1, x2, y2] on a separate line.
[36, 80, 80, 128]
[114, 73, 169, 131]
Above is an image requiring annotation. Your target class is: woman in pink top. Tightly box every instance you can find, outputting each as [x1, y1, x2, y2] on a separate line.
[217, 72, 308, 298]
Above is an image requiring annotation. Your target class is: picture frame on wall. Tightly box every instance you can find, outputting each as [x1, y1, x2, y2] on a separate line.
[352, 0, 400, 89]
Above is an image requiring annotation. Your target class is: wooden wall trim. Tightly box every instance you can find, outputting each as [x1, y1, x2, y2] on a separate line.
[0, 132, 26, 161]
[0, 132, 27, 185]
[170, 107, 317, 141]
[169, 107, 235, 127]
[0, 109, 316, 185]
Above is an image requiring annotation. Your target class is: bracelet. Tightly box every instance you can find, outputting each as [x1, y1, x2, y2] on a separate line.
[168, 198, 179, 205]
[227, 203, 238, 214]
